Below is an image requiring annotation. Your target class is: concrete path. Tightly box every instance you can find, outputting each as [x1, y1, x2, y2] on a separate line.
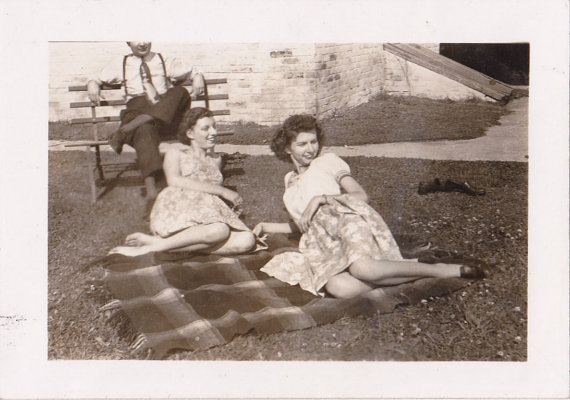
[48, 96, 528, 162]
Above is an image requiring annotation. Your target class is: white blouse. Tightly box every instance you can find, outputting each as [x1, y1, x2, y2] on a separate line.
[283, 152, 351, 223]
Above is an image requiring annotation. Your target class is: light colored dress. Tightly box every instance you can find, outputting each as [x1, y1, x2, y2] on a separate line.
[260, 152, 403, 296]
[150, 148, 250, 238]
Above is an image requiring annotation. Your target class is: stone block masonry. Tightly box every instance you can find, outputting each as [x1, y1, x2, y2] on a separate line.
[49, 42, 487, 126]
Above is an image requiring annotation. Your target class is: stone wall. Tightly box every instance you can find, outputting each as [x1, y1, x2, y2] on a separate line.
[49, 42, 490, 125]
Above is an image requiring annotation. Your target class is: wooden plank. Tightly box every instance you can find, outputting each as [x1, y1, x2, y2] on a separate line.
[68, 78, 228, 92]
[399, 44, 513, 96]
[383, 43, 513, 101]
[65, 131, 234, 148]
[65, 141, 109, 147]
[70, 94, 229, 109]
[383, 44, 505, 97]
[212, 110, 231, 116]
[385, 44, 512, 100]
[71, 109, 230, 124]
[70, 100, 127, 108]
[71, 116, 121, 124]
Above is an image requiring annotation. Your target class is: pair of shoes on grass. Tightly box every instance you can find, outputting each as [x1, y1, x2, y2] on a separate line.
[418, 178, 486, 196]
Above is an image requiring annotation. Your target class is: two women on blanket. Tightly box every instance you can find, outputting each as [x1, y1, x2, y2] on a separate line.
[111, 109, 486, 298]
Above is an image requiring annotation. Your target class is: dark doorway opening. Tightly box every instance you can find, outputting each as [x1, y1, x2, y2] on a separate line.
[439, 43, 529, 86]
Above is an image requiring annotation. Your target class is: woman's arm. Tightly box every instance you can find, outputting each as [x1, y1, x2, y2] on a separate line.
[163, 149, 242, 206]
[337, 175, 369, 203]
[253, 222, 299, 236]
[297, 175, 369, 232]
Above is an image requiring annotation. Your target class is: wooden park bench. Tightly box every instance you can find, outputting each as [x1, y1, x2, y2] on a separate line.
[66, 78, 232, 203]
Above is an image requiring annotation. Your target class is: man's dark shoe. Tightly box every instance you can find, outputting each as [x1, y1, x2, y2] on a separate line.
[419, 178, 485, 196]
[443, 180, 486, 196]
[418, 178, 444, 195]
[109, 129, 126, 155]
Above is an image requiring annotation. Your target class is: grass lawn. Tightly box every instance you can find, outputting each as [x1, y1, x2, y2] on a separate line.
[49, 94, 506, 146]
[48, 148, 527, 360]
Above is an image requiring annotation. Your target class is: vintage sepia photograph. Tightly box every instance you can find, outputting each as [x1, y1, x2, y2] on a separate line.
[1, 1, 568, 399]
[48, 41, 530, 361]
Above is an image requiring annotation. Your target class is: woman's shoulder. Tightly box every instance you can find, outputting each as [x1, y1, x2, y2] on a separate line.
[284, 170, 297, 187]
[313, 152, 342, 163]
[208, 150, 222, 161]
[161, 142, 190, 155]
[312, 152, 347, 168]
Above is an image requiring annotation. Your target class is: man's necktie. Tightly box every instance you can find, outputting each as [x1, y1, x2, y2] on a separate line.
[139, 61, 160, 104]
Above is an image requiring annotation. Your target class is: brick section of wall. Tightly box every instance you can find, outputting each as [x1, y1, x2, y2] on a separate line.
[49, 42, 493, 126]
[49, 42, 317, 125]
[314, 43, 384, 119]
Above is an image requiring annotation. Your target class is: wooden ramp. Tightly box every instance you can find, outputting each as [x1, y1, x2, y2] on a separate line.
[383, 43, 514, 102]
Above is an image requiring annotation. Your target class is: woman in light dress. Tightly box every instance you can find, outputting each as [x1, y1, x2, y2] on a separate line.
[254, 114, 486, 298]
[110, 107, 256, 257]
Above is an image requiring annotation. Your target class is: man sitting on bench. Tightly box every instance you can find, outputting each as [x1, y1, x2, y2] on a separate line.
[86, 41, 204, 214]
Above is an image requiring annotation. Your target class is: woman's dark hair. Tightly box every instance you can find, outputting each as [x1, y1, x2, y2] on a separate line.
[177, 107, 214, 144]
[270, 114, 324, 162]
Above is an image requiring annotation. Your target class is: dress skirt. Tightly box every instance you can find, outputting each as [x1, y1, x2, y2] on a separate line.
[150, 186, 249, 238]
[260, 194, 403, 295]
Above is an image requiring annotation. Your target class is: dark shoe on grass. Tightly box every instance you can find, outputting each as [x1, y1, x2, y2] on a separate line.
[418, 178, 485, 196]
[448, 256, 489, 279]
[419, 252, 489, 279]
[418, 178, 444, 195]
[459, 263, 488, 279]
[443, 179, 486, 196]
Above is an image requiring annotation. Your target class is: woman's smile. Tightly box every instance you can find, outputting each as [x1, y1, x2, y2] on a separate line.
[288, 131, 320, 168]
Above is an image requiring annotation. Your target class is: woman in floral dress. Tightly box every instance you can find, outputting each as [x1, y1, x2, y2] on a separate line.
[110, 107, 256, 257]
[254, 115, 486, 298]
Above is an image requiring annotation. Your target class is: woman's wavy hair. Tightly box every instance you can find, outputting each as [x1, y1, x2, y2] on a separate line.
[270, 114, 324, 163]
[177, 107, 214, 145]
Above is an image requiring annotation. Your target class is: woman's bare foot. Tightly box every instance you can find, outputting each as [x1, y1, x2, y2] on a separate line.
[125, 232, 159, 247]
[109, 245, 153, 257]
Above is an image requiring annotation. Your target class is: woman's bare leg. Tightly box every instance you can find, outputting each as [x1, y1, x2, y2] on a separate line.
[199, 231, 256, 255]
[349, 256, 461, 286]
[118, 226, 256, 257]
[325, 272, 375, 298]
[111, 223, 231, 256]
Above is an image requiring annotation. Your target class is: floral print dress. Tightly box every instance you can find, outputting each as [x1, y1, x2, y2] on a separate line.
[150, 148, 249, 238]
[260, 152, 403, 296]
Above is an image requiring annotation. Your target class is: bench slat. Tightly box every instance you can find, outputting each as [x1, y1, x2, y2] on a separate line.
[64, 131, 235, 148]
[70, 94, 229, 109]
[71, 116, 122, 124]
[68, 78, 228, 92]
[67, 76, 232, 203]
[70, 109, 231, 124]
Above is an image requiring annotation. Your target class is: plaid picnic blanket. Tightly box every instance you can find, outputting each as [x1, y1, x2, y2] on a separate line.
[100, 235, 469, 359]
